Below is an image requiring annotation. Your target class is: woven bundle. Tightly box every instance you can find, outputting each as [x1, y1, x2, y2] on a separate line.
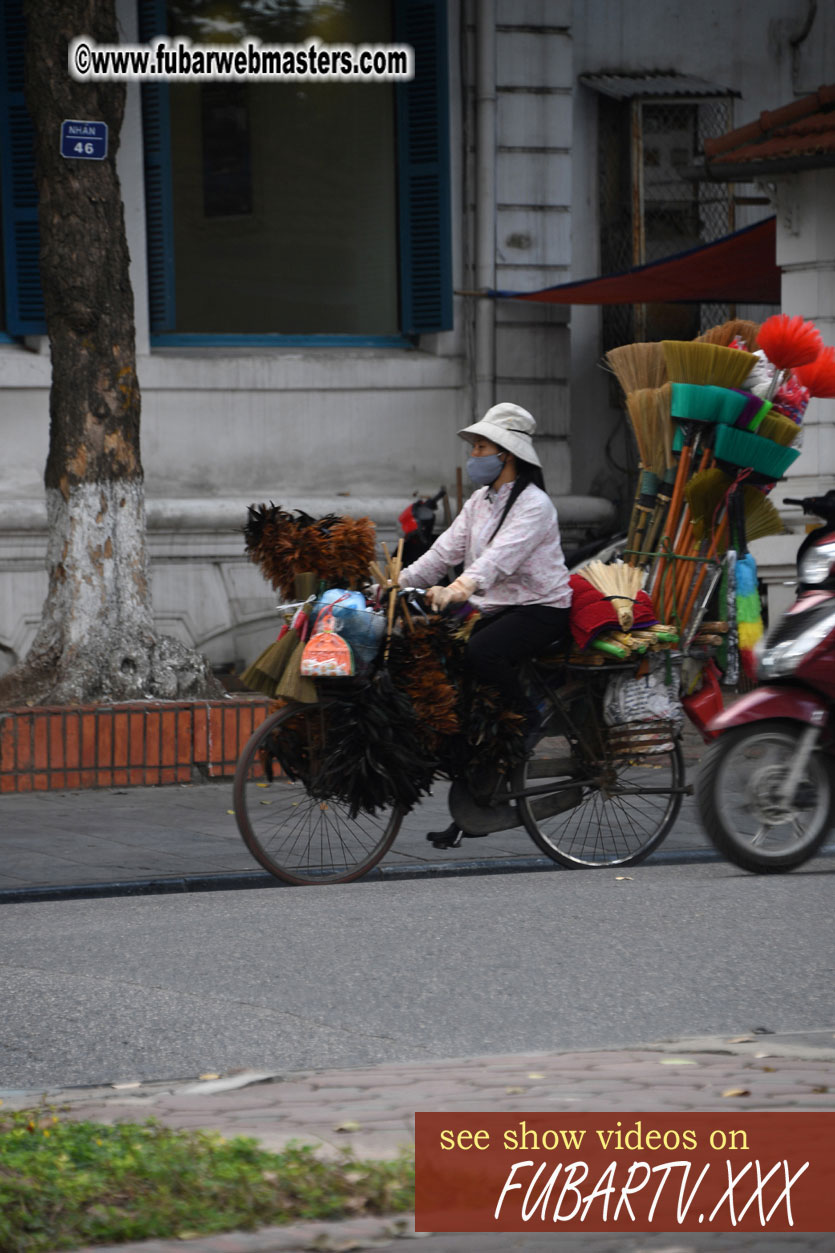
[244, 504, 376, 598]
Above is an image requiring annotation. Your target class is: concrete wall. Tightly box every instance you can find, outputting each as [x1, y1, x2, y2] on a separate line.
[568, 0, 824, 499]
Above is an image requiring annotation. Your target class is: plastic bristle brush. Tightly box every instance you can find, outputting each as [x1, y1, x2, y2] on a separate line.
[756, 314, 823, 369]
[662, 341, 757, 389]
[756, 410, 800, 447]
[794, 344, 835, 397]
[712, 425, 801, 480]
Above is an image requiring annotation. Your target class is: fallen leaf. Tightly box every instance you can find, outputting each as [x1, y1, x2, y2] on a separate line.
[721, 1087, 750, 1098]
[227, 809, 235, 815]
[199, 1073, 220, 1080]
[812, 1085, 829, 1094]
[527, 1073, 545, 1080]
[659, 1058, 697, 1066]
[761, 1066, 776, 1073]
[334, 1120, 361, 1133]
[727, 1036, 754, 1044]
[505, 1086, 525, 1095]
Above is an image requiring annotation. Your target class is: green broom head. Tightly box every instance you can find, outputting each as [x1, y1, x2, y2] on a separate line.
[670, 383, 749, 427]
[275, 637, 318, 704]
[712, 425, 801, 479]
[733, 392, 772, 432]
[662, 341, 757, 389]
[756, 409, 801, 447]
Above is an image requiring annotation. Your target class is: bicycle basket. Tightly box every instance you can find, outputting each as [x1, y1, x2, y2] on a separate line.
[606, 719, 678, 757]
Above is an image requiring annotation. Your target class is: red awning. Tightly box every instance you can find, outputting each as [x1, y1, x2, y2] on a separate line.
[492, 216, 779, 306]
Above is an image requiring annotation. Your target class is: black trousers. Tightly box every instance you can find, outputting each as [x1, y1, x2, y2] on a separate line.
[466, 604, 571, 716]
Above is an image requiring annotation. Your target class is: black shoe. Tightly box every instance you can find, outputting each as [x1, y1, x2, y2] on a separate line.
[426, 822, 463, 849]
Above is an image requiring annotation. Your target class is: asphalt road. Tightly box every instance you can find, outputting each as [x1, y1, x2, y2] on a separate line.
[1, 859, 833, 1090]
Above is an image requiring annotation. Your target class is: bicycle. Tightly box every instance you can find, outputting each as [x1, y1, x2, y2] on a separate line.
[233, 598, 690, 884]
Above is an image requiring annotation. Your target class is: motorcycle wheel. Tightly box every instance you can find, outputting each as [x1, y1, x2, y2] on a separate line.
[696, 719, 835, 873]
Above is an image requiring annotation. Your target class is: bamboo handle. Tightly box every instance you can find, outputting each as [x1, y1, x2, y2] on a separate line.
[679, 515, 729, 630]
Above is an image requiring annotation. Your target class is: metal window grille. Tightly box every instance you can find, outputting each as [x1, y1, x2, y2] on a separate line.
[599, 95, 734, 402]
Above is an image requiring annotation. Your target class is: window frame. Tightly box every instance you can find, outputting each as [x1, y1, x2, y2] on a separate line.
[138, 0, 452, 347]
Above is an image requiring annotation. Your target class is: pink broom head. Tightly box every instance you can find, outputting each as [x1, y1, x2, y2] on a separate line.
[793, 344, 835, 399]
[756, 314, 823, 370]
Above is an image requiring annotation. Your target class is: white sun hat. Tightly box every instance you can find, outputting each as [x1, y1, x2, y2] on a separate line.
[457, 402, 541, 468]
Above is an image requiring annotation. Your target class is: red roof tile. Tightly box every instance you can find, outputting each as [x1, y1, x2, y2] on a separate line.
[704, 85, 835, 169]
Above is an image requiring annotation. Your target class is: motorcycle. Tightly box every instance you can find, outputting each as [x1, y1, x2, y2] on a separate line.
[696, 490, 835, 873]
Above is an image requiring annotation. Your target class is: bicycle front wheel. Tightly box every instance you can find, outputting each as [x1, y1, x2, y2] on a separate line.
[518, 726, 685, 868]
[234, 701, 404, 885]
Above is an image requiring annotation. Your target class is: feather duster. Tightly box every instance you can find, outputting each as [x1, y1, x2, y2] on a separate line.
[756, 314, 823, 370]
[244, 503, 376, 597]
[794, 345, 835, 398]
[309, 671, 437, 817]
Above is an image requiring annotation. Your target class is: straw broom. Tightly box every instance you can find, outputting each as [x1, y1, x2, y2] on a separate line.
[605, 342, 667, 396]
[579, 560, 645, 630]
[628, 385, 675, 566]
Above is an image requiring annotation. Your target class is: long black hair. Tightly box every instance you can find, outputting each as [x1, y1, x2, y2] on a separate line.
[490, 453, 546, 541]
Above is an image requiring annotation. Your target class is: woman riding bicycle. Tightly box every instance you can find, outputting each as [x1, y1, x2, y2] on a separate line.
[397, 403, 572, 745]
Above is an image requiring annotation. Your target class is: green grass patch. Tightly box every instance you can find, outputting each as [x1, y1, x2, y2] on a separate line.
[0, 1106, 414, 1251]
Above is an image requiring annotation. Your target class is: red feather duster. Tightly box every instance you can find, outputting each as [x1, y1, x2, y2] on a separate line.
[756, 314, 822, 369]
[793, 344, 835, 398]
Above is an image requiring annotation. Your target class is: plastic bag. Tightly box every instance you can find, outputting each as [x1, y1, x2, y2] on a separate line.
[603, 653, 684, 734]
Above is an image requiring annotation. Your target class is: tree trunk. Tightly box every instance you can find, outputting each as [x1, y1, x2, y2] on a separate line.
[0, 0, 221, 706]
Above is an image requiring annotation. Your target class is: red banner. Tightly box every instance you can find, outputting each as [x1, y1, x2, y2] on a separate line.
[415, 1112, 834, 1233]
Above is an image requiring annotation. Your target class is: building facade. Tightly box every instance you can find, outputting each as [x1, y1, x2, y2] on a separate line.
[0, 0, 832, 676]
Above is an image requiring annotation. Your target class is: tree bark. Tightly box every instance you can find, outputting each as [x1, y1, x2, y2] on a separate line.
[0, 0, 221, 706]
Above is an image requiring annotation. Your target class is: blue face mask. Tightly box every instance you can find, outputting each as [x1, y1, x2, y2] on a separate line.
[467, 453, 505, 486]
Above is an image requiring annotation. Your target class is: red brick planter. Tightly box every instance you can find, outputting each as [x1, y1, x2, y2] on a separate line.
[0, 699, 272, 793]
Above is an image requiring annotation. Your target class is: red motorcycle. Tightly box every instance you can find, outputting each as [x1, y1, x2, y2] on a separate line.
[696, 491, 835, 872]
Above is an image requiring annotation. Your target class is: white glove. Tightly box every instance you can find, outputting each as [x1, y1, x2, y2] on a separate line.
[426, 575, 477, 612]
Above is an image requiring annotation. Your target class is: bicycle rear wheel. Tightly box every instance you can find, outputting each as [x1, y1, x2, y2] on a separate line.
[234, 701, 404, 885]
[518, 723, 684, 867]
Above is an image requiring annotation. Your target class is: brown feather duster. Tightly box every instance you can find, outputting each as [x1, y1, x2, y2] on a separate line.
[244, 504, 376, 597]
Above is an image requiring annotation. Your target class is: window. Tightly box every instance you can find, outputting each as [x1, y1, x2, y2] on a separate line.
[140, 0, 452, 341]
[597, 92, 734, 366]
[0, 0, 45, 336]
[0, 0, 453, 342]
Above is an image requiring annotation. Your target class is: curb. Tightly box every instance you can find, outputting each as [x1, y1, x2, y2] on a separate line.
[3, 843, 832, 906]
[0, 846, 729, 905]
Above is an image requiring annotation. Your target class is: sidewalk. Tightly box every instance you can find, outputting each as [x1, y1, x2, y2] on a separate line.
[0, 768, 719, 901]
[3, 1033, 834, 1253]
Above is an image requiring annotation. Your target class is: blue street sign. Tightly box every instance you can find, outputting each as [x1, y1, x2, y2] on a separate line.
[60, 119, 108, 160]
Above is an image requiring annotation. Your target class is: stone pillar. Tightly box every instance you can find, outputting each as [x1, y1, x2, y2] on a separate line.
[749, 169, 835, 619]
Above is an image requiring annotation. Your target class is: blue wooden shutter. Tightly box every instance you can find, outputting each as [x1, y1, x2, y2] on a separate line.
[394, 0, 452, 334]
[0, 0, 45, 334]
[138, 0, 176, 331]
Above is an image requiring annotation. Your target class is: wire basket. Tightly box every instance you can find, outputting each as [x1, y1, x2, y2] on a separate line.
[606, 719, 679, 757]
